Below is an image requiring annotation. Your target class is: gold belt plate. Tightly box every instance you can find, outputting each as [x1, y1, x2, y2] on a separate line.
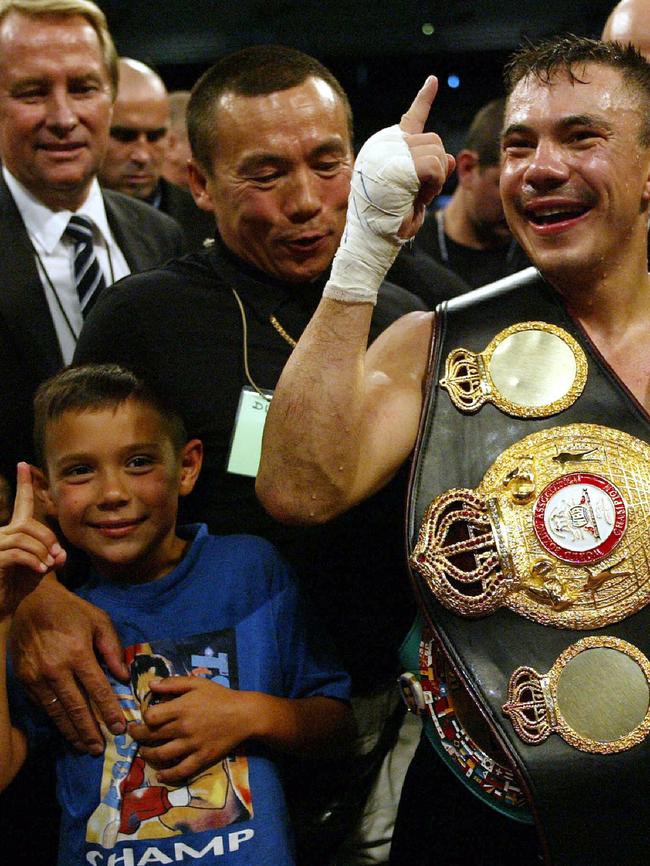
[439, 321, 587, 418]
[503, 636, 650, 754]
[410, 424, 650, 629]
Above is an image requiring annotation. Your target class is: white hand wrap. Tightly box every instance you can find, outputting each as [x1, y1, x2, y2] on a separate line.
[324, 124, 419, 305]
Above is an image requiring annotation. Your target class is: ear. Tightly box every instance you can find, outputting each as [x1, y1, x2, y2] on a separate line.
[641, 151, 650, 205]
[31, 466, 57, 521]
[178, 439, 203, 497]
[455, 149, 480, 187]
[187, 159, 216, 213]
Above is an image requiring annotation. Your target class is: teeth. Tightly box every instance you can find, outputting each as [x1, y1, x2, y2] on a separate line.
[528, 205, 588, 225]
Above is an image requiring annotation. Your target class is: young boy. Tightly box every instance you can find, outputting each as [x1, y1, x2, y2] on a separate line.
[0, 364, 351, 865]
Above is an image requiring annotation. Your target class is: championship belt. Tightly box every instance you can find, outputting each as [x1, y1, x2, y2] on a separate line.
[398, 619, 531, 822]
[407, 289, 650, 865]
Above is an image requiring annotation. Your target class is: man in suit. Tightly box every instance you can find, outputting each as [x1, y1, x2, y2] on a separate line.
[99, 58, 214, 251]
[0, 4, 184, 863]
[0, 0, 184, 491]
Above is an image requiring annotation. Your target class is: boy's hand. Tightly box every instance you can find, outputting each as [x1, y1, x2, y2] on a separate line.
[0, 463, 65, 617]
[130, 677, 254, 785]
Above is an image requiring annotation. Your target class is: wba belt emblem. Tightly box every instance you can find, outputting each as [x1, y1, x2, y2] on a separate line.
[410, 424, 650, 630]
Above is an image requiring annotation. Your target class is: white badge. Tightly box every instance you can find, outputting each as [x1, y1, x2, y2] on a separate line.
[226, 386, 273, 477]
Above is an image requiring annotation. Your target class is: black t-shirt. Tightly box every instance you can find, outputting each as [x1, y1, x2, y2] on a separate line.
[75, 237, 437, 691]
[414, 209, 531, 289]
[388, 243, 471, 308]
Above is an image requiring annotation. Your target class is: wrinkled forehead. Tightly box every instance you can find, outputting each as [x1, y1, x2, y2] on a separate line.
[215, 77, 351, 147]
[0, 10, 102, 60]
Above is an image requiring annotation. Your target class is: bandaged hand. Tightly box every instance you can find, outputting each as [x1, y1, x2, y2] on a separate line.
[324, 75, 455, 304]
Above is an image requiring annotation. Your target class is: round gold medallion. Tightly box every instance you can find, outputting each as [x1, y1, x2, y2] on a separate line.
[439, 321, 587, 417]
[503, 636, 650, 754]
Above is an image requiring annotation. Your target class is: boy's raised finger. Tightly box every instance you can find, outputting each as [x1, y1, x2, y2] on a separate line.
[400, 75, 439, 135]
[12, 462, 34, 523]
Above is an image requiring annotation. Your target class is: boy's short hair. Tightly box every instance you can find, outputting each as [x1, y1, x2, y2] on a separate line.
[33, 364, 188, 467]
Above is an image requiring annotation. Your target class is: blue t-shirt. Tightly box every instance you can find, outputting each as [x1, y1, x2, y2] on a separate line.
[13, 525, 350, 866]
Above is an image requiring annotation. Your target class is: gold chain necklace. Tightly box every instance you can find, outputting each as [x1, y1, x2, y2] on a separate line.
[269, 315, 297, 349]
[231, 289, 297, 401]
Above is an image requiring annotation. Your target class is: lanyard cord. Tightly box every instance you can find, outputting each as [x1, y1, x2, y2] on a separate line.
[32, 237, 116, 344]
[231, 288, 298, 402]
[231, 288, 273, 402]
[34, 247, 78, 342]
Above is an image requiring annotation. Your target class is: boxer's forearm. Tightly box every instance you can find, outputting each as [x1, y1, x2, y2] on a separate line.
[258, 297, 375, 524]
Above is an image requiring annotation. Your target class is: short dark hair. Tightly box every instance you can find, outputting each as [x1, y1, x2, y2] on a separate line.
[187, 44, 353, 171]
[504, 34, 650, 145]
[464, 98, 506, 167]
[33, 363, 187, 468]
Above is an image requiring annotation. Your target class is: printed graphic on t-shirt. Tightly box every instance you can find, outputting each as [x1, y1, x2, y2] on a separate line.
[86, 629, 252, 849]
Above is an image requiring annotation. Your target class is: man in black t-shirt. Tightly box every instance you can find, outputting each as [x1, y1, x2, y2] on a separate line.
[413, 98, 530, 287]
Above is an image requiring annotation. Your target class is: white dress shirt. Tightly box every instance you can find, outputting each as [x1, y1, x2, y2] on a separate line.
[3, 166, 130, 363]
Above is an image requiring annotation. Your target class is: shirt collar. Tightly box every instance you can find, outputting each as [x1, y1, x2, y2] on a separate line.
[209, 232, 329, 322]
[3, 166, 113, 254]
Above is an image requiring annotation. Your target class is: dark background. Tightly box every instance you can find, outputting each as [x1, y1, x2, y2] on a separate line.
[97, 0, 615, 153]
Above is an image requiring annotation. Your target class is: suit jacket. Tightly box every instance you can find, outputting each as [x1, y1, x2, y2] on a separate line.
[158, 177, 215, 253]
[0, 174, 185, 483]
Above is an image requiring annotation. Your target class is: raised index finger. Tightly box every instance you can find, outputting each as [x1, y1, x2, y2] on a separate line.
[400, 75, 439, 135]
[12, 462, 34, 523]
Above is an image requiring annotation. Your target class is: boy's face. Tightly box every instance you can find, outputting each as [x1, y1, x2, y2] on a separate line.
[42, 399, 201, 582]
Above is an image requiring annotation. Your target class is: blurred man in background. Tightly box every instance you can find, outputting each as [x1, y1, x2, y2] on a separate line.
[413, 97, 529, 287]
[603, 0, 650, 58]
[99, 58, 213, 249]
[163, 89, 192, 189]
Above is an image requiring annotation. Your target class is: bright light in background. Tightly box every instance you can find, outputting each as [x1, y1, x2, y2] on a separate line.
[421, 22, 435, 35]
[447, 74, 460, 89]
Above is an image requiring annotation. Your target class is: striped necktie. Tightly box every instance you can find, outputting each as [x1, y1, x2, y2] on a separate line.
[64, 215, 106, 316]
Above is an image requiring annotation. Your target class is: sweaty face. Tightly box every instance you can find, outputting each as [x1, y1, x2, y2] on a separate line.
[44, 401, 187, 583]
[100, 94, 169, 199]
[0, 11, 113, 211]
[196, 77, 353, 283]
[500, 64, 650, 287]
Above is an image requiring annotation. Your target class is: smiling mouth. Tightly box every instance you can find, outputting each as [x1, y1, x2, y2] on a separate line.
[88, 517, 146, 536]
[39, 142, 84, 152]
[526, 205, 591, 226]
